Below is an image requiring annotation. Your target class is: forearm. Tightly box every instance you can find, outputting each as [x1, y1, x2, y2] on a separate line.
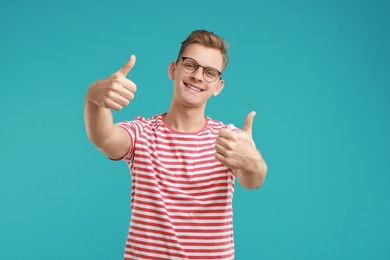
[84, 98, 115, 148]
[236, 151, 268, 190]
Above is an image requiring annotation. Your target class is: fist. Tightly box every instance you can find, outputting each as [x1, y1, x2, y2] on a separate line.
[215, 112, 261, 170]
[87, 55, 137, 110]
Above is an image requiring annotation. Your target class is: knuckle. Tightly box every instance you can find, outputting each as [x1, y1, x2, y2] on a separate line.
[111, 78, 123, 88]
[102, 98, 110, 105]
[111, 82, 122, 91]
[107, 90, 115, 98]
[111, 74, 121, 81]
[225, 150, 233, 157]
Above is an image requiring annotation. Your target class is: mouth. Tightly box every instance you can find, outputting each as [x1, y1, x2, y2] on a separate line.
[184, 82, 204, 92]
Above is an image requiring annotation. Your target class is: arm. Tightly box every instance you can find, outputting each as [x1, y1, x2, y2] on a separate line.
[235, 149, 268, 189]
[215, 111, 268, 190]
[84, 55, 137, 159]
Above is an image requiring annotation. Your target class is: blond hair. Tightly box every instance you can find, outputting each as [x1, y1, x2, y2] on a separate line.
[177, 30, 229, 70]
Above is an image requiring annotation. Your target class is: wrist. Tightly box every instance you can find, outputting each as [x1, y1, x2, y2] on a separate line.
[243, 151, 264, 175]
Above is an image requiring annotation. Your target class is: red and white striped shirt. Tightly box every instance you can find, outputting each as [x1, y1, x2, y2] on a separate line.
[118, 114, 239, 260]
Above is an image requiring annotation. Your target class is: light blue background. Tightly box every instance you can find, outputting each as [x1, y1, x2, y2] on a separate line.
[1, 0, 389, 259]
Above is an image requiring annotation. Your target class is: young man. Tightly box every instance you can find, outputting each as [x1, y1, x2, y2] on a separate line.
[84, 30, 267, 260]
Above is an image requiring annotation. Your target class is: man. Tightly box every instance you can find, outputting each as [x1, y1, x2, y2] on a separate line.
[84, 30, 267, 260]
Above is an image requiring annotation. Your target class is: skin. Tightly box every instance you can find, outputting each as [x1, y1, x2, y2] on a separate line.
[84, 44, 267, 189]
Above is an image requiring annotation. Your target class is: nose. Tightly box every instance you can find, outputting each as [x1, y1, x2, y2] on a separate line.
[191, 66, 204, 82]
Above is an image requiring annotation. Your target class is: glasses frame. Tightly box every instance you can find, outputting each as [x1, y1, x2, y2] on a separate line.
[179, 57, 222, 83]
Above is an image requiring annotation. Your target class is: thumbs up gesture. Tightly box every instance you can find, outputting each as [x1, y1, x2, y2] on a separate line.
[86, 55, 137, 110]
[215, 111, 263, 171]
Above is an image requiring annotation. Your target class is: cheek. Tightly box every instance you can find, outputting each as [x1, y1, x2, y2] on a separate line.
[172, 69, 183, 81]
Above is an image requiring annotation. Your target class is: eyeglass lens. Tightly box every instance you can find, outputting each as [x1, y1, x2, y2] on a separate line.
[182, 58, 220, 82]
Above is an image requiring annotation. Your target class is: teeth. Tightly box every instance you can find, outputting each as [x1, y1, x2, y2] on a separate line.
[186, 84, 202, 92]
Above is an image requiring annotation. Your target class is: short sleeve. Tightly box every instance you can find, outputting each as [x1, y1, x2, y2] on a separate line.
[225, 123, 241, 133]
[114, 116, 147, 161]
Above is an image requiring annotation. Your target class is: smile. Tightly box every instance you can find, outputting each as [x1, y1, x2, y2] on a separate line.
[185, 83, 204, 92]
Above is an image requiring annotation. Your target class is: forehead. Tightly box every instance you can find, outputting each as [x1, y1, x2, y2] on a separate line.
[182, 44, 223, 70]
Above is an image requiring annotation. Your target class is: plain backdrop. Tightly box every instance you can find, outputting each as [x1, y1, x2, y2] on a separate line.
[1, 0, 389, 259]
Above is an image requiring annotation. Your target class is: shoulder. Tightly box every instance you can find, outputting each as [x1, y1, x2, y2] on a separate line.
[116, 114, 164, 131]
[205, 117, 241, 133]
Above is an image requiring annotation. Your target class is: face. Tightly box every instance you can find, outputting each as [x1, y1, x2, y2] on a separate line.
[168, 44, 225, 109]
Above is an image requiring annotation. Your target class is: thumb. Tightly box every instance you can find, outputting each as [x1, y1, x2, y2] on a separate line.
[243, 111, 256, 135]
[117, 54, 136, 76]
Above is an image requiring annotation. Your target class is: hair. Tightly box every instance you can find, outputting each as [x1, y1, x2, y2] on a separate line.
[177, 29, 229, 70]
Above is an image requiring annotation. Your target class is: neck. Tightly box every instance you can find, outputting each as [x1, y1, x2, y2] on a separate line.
[164, 103, 206, 133]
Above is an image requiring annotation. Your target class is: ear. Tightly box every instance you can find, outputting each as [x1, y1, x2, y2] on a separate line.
[168, 62, 176, 80]
[212, 79, 225, 96]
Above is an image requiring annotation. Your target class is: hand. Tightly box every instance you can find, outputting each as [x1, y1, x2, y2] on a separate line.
[215, 111, 262, 171]
[86, 55, 137, 110]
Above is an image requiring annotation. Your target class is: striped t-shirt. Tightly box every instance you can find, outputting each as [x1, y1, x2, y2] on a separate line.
[117, 114, 239, 260]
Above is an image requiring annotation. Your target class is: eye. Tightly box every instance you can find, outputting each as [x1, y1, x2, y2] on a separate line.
[183, 61, 198, 70]
[184, 62, 196, 68]
[205, 69, 218, 78]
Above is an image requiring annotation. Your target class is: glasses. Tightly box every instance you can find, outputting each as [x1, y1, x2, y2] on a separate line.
[179, 57, 222, 82]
